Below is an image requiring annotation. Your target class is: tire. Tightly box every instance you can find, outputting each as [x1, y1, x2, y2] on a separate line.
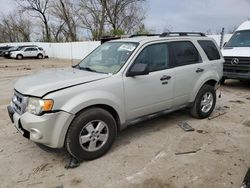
[16, 54, 23, 60]
[66, 108, 117, 161]
[220, 77, 225, 85]
[37, 54, 43, 59]
[190, 84, 216, 119]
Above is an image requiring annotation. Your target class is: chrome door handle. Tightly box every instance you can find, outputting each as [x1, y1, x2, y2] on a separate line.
[196, 68, 204, 73]
[160, 75, 172, 81]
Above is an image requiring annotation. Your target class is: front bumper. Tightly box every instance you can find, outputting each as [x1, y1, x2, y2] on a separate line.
[7, 105, 74, 148]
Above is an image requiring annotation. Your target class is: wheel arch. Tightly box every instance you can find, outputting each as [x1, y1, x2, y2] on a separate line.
[190, 77, 219, 103]
[75, 104, 121, 132]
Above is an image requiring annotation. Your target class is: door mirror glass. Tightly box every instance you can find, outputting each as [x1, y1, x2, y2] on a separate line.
[127, 63, 149, 77]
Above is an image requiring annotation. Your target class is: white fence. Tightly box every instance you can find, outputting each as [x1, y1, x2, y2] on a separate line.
[0, 41, 100, 60]
[0, 34, 233, 60]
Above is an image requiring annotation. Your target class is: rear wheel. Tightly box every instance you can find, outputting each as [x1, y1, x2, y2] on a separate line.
[220, 77, 225, 85]
[190, 84, 216, 119]
[66, 108, 117, 161]
[16, 54, 23, 60]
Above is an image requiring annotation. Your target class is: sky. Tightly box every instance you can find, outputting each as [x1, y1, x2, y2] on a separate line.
[0, 0, 250, 34]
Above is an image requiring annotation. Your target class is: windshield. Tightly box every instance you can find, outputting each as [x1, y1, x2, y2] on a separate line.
[77, 42, 138, 74]
[226, 30, 250, 47]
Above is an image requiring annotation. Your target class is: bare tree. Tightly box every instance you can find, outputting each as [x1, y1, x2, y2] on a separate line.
[0, 13, 31, 42]
[51, 0, 78, 41]
[77, 0, 106, 40]
[103, 0, 146, 35]
[16, 0, 51, 41]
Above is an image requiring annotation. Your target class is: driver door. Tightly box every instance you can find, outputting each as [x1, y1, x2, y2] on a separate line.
[123, 42, 175, 120]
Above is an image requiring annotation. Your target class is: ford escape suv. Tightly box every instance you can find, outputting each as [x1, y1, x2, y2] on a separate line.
[7, 32, 223, 160]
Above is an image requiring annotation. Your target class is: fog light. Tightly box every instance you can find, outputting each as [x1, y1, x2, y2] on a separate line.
[30, 128, 43, 140]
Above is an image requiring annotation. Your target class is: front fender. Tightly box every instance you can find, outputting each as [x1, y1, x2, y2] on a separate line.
[59, 90, 125, 124]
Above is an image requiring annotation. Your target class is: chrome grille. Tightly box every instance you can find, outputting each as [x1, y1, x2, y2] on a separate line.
[11, 91, 28, 115]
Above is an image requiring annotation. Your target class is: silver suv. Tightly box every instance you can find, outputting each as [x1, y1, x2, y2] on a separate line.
[10, 47, 46, 59]
[7, 32, 223, 160]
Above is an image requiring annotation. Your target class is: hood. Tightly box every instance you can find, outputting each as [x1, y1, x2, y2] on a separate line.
[14, 67, 111, 97]
[222, 47, 250, 57]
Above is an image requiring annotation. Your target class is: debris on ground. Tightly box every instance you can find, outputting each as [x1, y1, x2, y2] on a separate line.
[175, 149, 201, 155]
[55, 185, 64, 188]
[178, 122, 195, 132]
[246, 97, 250, 100]
[56, 174, 65, 178]
[33, 163, 50, 173]
[229, 100, 245, 104]
[208, 111, 227, 120]
[65, 157, 80, 169]
[241, 168, 250, 188]
[0, 149, 3, 152]
[212, 149, 230, 155]
[243, 120, 250, 127]
[196, 130, 208, 134]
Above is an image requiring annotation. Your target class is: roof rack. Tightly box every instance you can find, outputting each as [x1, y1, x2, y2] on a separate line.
[129, 34, 160, 38]
[160, 32, 206, 37]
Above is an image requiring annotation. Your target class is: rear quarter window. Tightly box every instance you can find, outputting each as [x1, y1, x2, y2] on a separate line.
[198, 40, 221, 60]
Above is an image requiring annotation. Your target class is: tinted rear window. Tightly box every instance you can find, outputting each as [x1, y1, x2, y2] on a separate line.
[169, 41, 200, 67]
[198, 40, 220, 60]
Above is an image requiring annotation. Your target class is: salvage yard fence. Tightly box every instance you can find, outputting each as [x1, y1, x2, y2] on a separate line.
[0, 34, 232, 60]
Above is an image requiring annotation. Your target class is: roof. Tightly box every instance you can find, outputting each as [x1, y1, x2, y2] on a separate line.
[236, 20, 250, 31]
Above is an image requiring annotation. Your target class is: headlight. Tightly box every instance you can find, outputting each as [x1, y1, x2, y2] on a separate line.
[25, 97, 54, 115]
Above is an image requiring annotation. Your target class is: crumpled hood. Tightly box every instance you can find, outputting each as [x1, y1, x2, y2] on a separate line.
[222, 47, 250, 57]
[14, 68, 111, 97]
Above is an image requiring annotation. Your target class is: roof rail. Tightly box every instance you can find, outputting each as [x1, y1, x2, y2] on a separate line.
[160, 32, 206, 37]
[129, 34, 160, 38]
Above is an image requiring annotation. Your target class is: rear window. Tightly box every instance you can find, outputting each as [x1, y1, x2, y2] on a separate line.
[198, 40, 220, 60]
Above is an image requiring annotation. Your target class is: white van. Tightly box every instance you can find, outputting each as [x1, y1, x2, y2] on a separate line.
[221, 20, 250, 83]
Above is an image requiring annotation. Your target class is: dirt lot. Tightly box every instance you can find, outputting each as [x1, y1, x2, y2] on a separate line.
[0, 57, 250, 188]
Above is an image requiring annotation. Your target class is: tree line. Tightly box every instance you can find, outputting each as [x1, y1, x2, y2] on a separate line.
[0, 0, 148, 42]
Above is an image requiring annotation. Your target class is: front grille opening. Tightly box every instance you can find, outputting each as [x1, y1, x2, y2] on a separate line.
[18, 120, 30, 139]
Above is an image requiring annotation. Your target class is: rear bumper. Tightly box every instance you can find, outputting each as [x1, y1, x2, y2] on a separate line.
[7, 105, 75, 148]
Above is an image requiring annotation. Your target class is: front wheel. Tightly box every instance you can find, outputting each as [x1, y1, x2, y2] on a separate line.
[190, 84, 216, 119]
[66, 108, 117, 161]
[37, 54, 43, 59]
[16, 54, 23, 60]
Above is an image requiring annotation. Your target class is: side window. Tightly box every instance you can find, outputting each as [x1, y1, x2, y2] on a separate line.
[198, 40, 221, 60]
[169, 41, 200, 67]
[24, 48, 31, 52]
[32, 48, 38, 51]
[133, 43, 169, 72]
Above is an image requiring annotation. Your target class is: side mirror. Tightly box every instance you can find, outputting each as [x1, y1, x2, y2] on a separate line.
[223, 42, 227, 47]
[126, 63, 149, 77]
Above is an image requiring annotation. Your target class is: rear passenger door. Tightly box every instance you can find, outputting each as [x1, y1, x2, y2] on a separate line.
[169, 41, 207, 106]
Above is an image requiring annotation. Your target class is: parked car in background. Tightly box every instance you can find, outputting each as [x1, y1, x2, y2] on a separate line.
[0, 46, 13, 56]
[221, 20, 250, 83]
[7, 32, 223, 161]
[10, 46, 46, 60]
[3, 45, 38, 58]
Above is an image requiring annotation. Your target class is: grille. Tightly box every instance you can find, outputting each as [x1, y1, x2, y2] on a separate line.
[12, 91, 28, 115]
[224, 57, 250, 66]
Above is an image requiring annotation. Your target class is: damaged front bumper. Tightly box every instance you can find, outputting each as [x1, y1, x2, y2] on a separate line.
[7, 104, 74, 148]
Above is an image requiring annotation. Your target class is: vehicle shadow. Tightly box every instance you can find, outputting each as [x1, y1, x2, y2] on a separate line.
[111, 108, 191, 152]
[223, 79, 250, 91]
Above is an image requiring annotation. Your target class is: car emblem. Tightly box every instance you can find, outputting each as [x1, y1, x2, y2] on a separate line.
[231, 58, 239, 65]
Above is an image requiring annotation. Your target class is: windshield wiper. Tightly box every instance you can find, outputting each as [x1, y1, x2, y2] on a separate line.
[72, 65, 107, 74]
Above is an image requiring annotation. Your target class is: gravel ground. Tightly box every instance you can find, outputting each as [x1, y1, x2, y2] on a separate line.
[0, 57, 250, 188]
